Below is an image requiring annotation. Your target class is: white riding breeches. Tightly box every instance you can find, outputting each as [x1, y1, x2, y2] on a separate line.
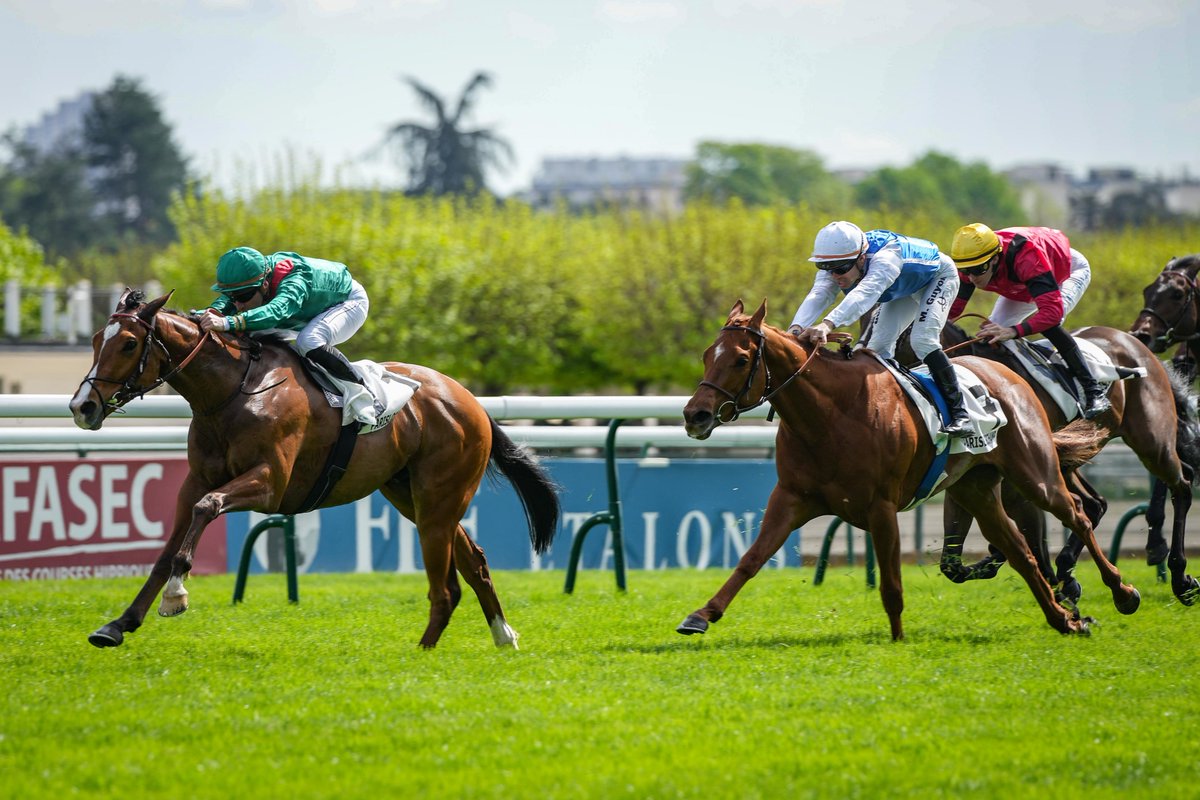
[292, 280, 370, 355]
[867, 256, 960, 361]
[987, 249, 1091, 328]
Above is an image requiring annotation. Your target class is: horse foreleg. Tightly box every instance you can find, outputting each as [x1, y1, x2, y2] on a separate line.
[939, 496, 976, 583]
[866, 505, 904, 641]
[677, 484, 816, 636]
[947, 470, 1088, 634]
[1146, 478, 1171, 566]
[88, 474, 210, 648]
[1167, 485, 1198, 604]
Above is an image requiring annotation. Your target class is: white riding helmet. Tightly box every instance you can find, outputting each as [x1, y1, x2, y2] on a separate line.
[809, 221, 867, 263]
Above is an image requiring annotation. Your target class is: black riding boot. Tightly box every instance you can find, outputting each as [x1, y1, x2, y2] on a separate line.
[923, 350, 973, 437]
[1043, 326, 1111, 419]
[305, 344, 364, 386]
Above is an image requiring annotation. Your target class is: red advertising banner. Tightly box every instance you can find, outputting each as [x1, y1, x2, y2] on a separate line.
[0, 455, 226, 581]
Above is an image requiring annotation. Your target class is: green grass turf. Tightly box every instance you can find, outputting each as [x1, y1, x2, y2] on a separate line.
[2, 562, 1197, 799]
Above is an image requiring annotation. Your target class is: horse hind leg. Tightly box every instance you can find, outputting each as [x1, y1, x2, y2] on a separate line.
[1145, 479, 1170, 566]
[947, 470, 1088, 635]
[453, 527, 519, 648]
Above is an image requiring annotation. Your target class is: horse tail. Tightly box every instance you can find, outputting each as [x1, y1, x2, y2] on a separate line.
[1166, 365, 1200, 484]
[486, 417, 561, 554]
[1052, 419, 1109, 472]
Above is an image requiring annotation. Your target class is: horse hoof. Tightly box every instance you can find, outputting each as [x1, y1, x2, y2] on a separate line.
[1146, 541, 1169, 566]
[676, 614, 709, 635]
[1116, 587, 1141, 615]
[1060, 577, 1082, 605]
[1175, 577, 1199, 606]
[88, 624, 124, 648]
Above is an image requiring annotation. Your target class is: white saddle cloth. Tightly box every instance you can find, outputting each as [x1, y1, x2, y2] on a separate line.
[1001, 331, 1146, 422]
[874, 354, 1007, 455]
[324, 361, 420, 431]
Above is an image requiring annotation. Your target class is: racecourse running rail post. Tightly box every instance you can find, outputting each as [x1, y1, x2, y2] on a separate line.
[232, 514, 299, 604]
[563, 418, 627, 593]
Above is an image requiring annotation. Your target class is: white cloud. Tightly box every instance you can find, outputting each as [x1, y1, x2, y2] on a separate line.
[507, 11, 558, 46]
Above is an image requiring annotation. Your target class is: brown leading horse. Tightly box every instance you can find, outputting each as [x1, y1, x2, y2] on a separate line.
[931, 322, 1199, 605]
[677, 300, 1139, 641]
[69, 289, 560, 650]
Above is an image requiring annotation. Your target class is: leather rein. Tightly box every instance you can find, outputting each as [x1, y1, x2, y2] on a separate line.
[698, 325, 825, 424]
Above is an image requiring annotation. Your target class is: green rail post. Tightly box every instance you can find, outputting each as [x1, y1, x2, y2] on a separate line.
[814, 519, 875, 588]
[232, 514, 299, 603]
[564, 418, 627, 593]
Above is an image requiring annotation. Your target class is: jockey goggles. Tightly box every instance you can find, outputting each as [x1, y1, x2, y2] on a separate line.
[818, 258, 859, 275]
[225, 282, 264, 303]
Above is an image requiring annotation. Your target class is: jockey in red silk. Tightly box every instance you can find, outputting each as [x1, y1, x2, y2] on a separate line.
[950, 224, 1111, 419]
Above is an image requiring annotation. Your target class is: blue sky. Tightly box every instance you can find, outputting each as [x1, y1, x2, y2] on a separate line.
[2, 0, 1197, 195]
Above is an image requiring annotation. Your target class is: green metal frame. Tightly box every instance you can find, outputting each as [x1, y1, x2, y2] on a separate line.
[813, 518, 876, 588]
[563, 419, 627, 593]
[232, 514, 299, 604]
[1108, 501, 1168, 583]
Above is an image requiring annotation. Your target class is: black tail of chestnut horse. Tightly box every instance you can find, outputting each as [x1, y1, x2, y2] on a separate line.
[486, 417, 561, 554]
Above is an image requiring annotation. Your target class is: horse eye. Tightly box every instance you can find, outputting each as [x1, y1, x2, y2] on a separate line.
[735, 355, 750, 367]
[121, 339, 137, 353]
[1169, 289, 1185, 301]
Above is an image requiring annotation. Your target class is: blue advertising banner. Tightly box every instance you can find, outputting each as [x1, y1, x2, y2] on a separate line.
[226, 458, 808, 575]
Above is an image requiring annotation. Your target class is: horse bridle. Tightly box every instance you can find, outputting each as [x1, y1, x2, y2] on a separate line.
[1139, 270, 1200, 349]
[697, 325, 817, 424]
[77, 312, 223, 419]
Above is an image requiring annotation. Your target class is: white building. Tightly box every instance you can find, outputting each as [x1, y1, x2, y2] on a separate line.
[529, 156, 688, 213]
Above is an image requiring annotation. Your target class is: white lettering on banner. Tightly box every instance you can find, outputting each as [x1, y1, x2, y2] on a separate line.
[67, 465, 98, 542]
[355, 497, 390, 574]
[129, 464, 164, 538]
[398, 516, 417, 574]
[641, 511, 659, 570]
[677, 510, 712, 569]
[31, 467, 65, 542]
[100, 464, 130, 540]
[3, 466, 31, 542]
[557, 512, 596, 573]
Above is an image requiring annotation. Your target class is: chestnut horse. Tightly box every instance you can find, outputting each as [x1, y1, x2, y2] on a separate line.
[932, 322, 1199, 605]
[69, 289, 560, 650]
[677, 300, 1139, 641]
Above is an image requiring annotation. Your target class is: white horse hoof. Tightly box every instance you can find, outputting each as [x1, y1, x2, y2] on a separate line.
[158, 576, 190, 617]
[491, 618, 519, 649]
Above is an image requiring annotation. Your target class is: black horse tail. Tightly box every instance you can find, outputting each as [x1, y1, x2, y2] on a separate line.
[1167, 366, 1200, 484]
[486, 417, 561, 554]
[1052, 419, 1109, 472]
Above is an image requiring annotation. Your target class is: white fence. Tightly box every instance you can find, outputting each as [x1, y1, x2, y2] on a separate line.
[3, 280, 164, 344]
[0, 394, 777, 453]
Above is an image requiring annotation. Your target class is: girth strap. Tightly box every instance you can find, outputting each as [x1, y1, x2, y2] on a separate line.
[297, 420, 364, 513]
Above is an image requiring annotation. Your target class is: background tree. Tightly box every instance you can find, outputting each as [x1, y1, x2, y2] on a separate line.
[381, 72, 513, 196]
[0, 134, 101, 258]
[855, 151, 1026, 224]
[83, 75, 190, 245]
[684, 142, 850, 208]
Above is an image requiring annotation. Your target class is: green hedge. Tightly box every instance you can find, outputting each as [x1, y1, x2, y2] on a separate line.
[153, 186, 1200, 393]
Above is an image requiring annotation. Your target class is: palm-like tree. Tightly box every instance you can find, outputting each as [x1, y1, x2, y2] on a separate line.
[383, 72, 514, 196]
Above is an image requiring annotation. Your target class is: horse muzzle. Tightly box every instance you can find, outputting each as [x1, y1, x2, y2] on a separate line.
[683, 407, 716, 440]
[68, 395, 106, 431]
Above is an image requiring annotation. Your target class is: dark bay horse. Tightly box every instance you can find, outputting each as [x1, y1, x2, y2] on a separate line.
[677, 300, 1139, 641]
[1129, 254, 1200, 587]
[69, 289, 560, 650]
[932, 322, 1199, 605]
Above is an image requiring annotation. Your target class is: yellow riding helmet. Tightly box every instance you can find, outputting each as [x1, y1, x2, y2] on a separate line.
[951, 223, 1002, 268]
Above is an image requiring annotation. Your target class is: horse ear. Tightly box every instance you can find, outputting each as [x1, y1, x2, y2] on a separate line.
[137, 290, 175, 325]
[728, 299, 745, 319]
[749, 299, 767, 329]
[116, 287, 136, 311]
